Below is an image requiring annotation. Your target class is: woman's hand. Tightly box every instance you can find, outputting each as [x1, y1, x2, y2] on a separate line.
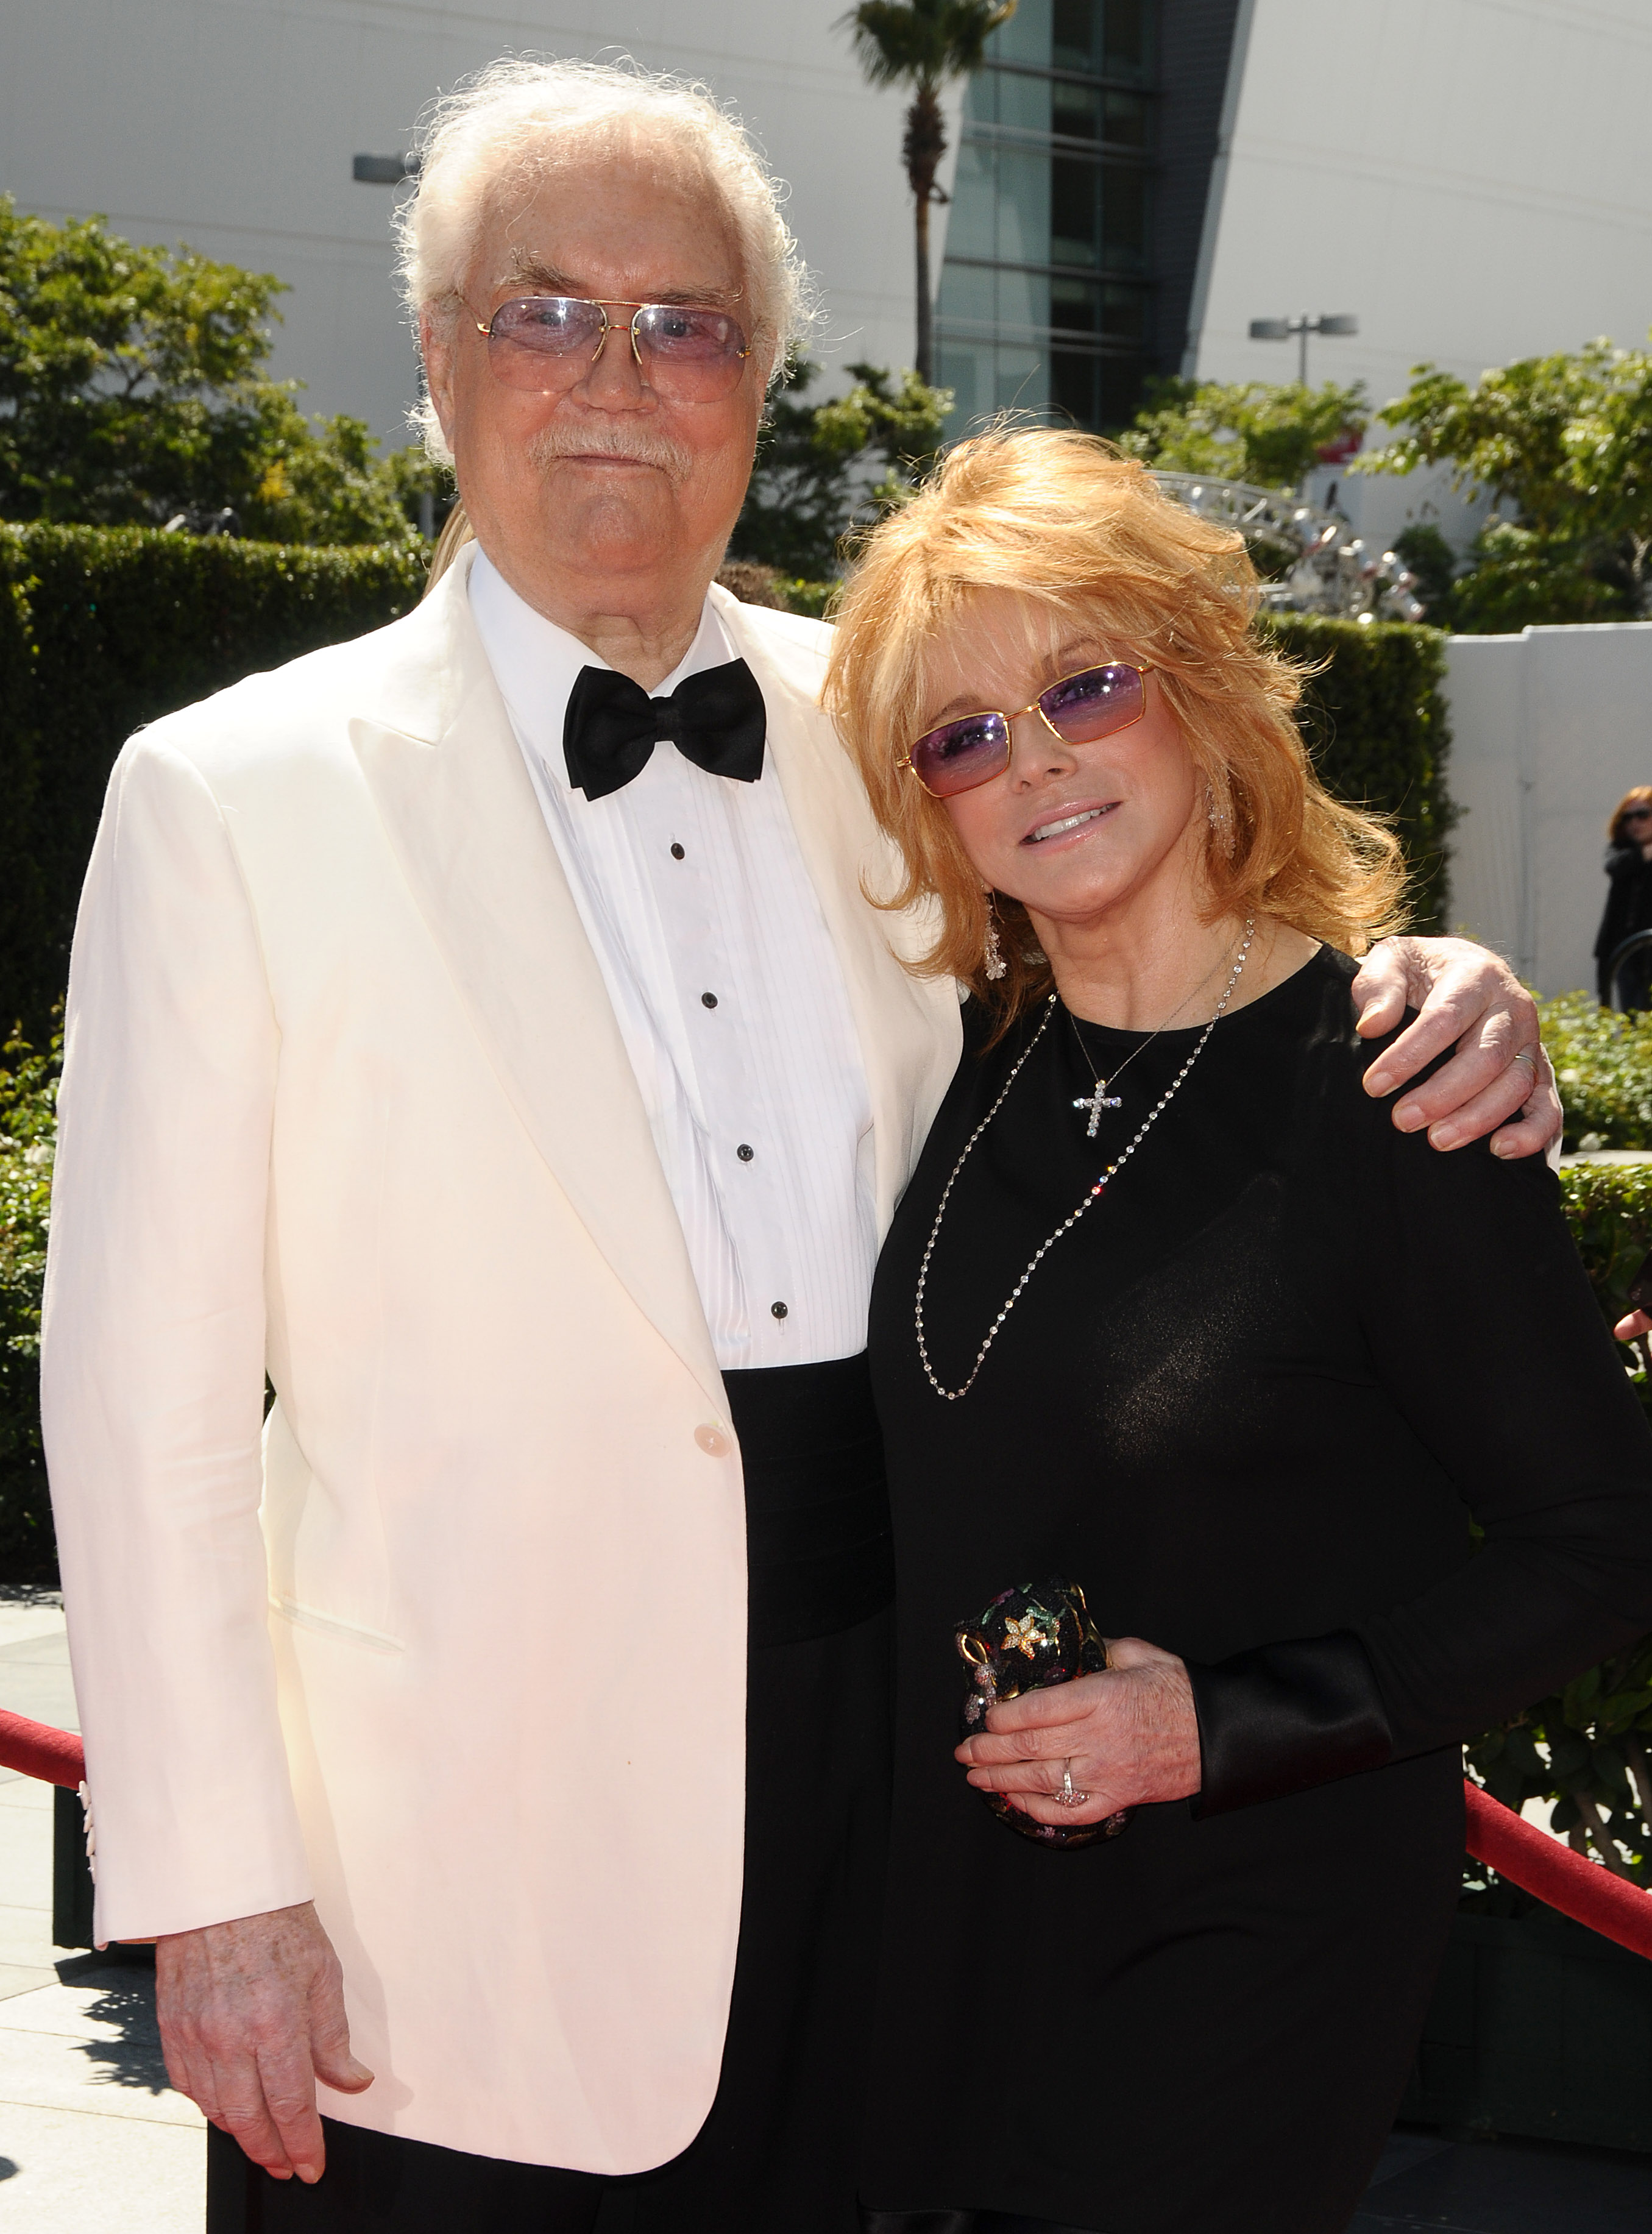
[954, 1636, 1202, 1831]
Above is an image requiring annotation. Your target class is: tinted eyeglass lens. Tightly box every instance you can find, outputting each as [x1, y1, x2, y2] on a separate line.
[488, 297, 605, 361]
[1040, 663, 1144, 742]
[910, 714, 1012, 798]
[635, 305, 743, 363]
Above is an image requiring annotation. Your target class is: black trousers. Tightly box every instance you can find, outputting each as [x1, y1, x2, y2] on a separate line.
[208, 1358, 896, 2234]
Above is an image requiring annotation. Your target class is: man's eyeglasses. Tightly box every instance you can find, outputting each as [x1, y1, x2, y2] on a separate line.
[473, 296, 753, 402]
[900, 662, 1155, 800]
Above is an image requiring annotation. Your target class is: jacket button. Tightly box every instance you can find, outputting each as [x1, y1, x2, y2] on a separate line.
[695, 1424, 731, 1458]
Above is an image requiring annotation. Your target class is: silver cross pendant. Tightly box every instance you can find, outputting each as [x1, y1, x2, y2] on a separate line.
[1073, 1082, 1122, 1137]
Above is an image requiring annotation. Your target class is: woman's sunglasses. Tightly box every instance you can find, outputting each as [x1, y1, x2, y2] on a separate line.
[474, 295, 753, 402]
[899, 661, 1155, 800]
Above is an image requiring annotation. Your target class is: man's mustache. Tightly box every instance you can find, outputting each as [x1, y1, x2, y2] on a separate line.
[528, 424, 695, 483]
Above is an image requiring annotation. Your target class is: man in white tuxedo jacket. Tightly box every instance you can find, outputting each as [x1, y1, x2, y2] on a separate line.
[41, 55, 1558, 2234]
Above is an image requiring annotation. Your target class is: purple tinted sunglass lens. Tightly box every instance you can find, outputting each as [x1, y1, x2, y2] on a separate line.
[1040, 663, 1144, 742]
[910, 714, 1011, 798]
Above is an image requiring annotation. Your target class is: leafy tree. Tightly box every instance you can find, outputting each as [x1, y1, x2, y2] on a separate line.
[1118, 375, 1369, 492]
[0, 199, 424, 544]
[1390, 523, 1458, 619]
[1358, 341, 1652, 624]
[731, 356, 951, 581]
[839, 0, 1016, 383]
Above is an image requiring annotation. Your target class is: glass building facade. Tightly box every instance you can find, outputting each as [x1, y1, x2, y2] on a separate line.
[935, 0, 1156, 438]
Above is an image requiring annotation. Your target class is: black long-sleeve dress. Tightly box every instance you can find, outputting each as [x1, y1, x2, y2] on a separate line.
[860, 946, 1652, 2234]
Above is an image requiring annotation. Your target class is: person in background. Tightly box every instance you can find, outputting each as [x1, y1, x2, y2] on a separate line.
[1594, 784, 1652, 1007]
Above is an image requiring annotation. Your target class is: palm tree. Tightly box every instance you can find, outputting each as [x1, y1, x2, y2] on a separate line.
[840, 0, 1016, 385]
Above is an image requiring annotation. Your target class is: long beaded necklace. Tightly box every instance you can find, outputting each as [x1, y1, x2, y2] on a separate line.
[914, 919, 1255, 1402]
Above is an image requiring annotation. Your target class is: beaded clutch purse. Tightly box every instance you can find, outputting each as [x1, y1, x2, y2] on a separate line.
[955, 1578, 1130, 1848]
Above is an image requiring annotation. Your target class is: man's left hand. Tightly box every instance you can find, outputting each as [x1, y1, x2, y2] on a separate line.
[1352, 935, 1559, 1160]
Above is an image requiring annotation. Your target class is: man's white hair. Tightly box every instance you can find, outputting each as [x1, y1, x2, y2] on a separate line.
[398, 55, 812, 462]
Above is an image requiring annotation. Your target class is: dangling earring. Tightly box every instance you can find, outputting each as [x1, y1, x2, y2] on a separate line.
[982, 892, 1007, 981]
[1205, 780, 1232, 843]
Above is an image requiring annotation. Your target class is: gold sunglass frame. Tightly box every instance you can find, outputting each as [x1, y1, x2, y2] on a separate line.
[898, 661, 1158, 799]
[473, 295, 754, 375]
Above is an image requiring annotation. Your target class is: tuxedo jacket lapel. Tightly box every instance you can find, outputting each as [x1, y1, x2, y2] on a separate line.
[716, 587, 962, 1236]
[350, 559, 723, 1413]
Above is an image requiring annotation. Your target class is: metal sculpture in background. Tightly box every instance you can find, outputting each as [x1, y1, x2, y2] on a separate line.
[1150, 472, 1428, 625]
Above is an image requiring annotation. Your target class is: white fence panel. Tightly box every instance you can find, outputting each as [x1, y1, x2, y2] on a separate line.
[1441, 624, 1652, 998]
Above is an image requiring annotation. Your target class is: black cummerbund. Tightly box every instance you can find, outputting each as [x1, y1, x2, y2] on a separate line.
[722, 1352, 895, 1649]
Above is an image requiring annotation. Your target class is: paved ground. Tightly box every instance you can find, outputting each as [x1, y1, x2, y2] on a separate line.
[0, 1590, 205, 2229]
[2, 1589, 1648, 2230]
[1355, 2127, 1651, 2231]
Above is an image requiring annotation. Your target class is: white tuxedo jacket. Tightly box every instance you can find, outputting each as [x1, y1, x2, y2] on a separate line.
[41, 555, 962, 2171]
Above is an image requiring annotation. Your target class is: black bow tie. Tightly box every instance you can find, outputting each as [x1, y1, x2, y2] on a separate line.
[562, 657, 767, 802]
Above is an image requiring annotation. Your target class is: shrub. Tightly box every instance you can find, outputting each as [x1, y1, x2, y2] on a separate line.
[0, 1030, 56, 1585]
[1538, 991, 1652, 1149]
[0, 525, 427, 1041]
[1264, 613, 1456, 933]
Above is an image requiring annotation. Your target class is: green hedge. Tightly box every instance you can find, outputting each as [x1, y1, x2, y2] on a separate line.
[1536, 992, 1652, 1151]
[0, 526, 427, 1042]
[0, 529, 1453, 1037]
[1264, 613, 1455, 935]
[0, 1032, 55, 1583]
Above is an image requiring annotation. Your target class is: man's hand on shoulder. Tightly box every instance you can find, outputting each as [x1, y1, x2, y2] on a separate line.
[1351, 935, 1560, 1161]
[156, 1900, 372, 2181]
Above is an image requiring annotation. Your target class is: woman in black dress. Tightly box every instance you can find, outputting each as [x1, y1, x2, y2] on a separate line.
[1594, 784, 1652, 1007]
[823, 431, 1652, 2234]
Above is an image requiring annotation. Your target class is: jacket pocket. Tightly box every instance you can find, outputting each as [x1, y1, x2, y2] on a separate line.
[269, 1595, 406, 1654]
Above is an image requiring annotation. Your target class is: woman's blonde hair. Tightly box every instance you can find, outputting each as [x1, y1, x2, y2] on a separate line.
[823, 427, 1408, 1028]
[1609, 785, 1652, 845]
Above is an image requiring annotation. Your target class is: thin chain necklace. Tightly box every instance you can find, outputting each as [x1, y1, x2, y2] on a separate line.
[1067, 947, 1230, 1137]
[915, 919, 1255, 1402]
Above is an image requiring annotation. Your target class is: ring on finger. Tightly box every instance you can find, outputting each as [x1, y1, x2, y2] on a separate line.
[1057, 1759, 1088, 1808]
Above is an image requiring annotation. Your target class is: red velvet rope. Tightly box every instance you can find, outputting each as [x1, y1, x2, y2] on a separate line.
[0, 1706, 85, 1789]
[2, 1708, 1648, 1960]
[1463, 1778, 1652, 1957]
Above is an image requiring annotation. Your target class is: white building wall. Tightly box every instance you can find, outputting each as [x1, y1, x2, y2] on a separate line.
[1442, 624, 1652, 998]
[1189, 0, 1652, 550]
[1, 1, 953, 450]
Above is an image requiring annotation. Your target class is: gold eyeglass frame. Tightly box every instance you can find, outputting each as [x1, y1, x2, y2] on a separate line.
[473, 295, 754, 378]
[898, 661, 1158, 798]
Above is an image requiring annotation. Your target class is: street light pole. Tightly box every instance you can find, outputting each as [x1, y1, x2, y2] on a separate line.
[1247, 311, 1358, 388]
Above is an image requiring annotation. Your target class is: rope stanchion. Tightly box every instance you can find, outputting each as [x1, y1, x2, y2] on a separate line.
[2, 1709, 1649, 1961]
[0, 1706, 85, 1789]
[1464, 1779, 1652, 1959]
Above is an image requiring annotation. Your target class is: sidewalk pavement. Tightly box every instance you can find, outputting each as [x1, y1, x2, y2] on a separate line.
[2, 1589, 1648, 2232]
[0, 1589, 205, 2230]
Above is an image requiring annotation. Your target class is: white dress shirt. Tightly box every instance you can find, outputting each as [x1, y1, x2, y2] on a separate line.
[468, 550, 877, 1371]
